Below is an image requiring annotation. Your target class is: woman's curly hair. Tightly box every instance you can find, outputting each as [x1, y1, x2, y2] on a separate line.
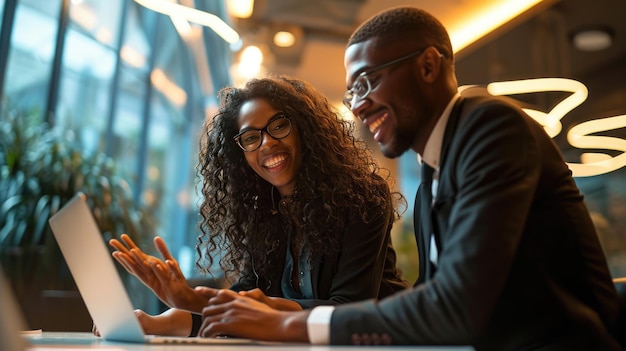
[195, 74, 405, 285]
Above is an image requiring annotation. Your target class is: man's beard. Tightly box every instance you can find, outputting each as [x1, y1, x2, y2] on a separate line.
[380, 128, 413, 159]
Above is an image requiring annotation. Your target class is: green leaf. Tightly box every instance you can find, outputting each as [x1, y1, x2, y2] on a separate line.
[31, 195, 51, 246]
[0, 211, 16, 245]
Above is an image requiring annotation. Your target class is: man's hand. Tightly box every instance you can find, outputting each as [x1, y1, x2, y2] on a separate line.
[196, 288, 310, 342]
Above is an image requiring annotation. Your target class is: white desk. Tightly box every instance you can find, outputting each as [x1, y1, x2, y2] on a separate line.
[24, 332, 474, 350]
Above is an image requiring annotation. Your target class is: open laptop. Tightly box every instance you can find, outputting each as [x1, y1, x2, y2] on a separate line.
[48, 192, 258, 345]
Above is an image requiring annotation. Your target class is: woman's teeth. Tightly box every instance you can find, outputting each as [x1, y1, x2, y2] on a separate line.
[264, 154, 287, 168]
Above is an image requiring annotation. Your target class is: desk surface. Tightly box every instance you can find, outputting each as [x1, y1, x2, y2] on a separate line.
[24, 332, 474, 350]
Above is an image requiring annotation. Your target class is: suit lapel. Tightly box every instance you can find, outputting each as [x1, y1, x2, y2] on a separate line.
[431, 96, 466, 256]
[440, 96, 466, 169]
[416, 96, 466, 284]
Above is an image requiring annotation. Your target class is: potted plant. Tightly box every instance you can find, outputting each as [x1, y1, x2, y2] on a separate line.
[0, 104, 156, 331]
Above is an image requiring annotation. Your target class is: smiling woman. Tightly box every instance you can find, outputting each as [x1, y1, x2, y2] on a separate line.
[105, 74, 410, 337]
[199, 74, 410, 301]
[235, 100, 301, 196]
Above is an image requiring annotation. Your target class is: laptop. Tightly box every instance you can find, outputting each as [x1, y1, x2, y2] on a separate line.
[48, 192, 258, 345]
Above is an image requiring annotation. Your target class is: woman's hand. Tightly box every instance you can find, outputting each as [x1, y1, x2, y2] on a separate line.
[109, 234, 207, 313]
[93, 309, 194, 337]
[238, 288, 303, 311]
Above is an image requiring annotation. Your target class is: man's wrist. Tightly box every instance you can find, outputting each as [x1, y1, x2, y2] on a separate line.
[282, 310, 312, 342]
[307, 306, 334, 344]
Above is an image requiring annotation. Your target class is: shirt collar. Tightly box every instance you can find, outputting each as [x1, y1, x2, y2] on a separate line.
[419, 92, 461, 170]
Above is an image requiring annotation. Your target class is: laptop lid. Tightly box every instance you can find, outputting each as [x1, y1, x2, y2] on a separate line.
[48, 192, 147, 343]
[48, 192, 262, 345]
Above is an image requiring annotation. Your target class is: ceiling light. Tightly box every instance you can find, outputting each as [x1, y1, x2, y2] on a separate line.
[273, 31, 295, 48]
[449, 0, 544, 52]
[241, 45, 263, 64]
[170, 15, 192, 38]
[227, 0, 254, 19]
[133, 0, 239, 44]
[571, 28, 614, 51]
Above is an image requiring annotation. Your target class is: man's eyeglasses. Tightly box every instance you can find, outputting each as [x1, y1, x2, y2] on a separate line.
[234, 113, 292, 152]
[342, 48, 427, 109]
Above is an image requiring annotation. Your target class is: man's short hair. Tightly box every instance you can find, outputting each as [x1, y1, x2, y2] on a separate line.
[347, 6, 453, 61]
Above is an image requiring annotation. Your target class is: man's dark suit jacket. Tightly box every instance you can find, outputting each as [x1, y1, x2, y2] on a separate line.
[330, 94, 622, 350]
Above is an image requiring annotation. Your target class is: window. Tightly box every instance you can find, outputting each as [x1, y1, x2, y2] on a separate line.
[1, 0, 233, 315]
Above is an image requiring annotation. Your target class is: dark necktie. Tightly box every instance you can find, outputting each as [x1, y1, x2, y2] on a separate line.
[420, 163, 436, 277]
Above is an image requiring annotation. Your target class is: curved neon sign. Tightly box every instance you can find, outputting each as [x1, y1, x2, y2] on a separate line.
[486, 78, 626, 177]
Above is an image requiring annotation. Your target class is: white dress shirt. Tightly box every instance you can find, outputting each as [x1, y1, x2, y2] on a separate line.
[306, 92, 461, 344]
[420, 92, 460, 263]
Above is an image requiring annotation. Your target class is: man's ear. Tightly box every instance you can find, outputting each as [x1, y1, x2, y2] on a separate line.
[420, 46, 445, 83]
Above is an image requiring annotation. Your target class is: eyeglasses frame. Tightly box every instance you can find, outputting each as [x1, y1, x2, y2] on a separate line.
[233, 113, 292, 152]
[343, 48, 430, 109]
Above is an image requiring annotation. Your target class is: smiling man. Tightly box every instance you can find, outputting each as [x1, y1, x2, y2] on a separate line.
[197, 7, 623, 350]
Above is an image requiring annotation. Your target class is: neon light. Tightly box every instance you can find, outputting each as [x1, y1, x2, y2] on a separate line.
[568, 115, 626, 177]
[486, 78, 626, 177]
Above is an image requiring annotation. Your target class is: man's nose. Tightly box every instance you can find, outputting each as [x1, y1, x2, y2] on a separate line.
[350, 99, 368, 121]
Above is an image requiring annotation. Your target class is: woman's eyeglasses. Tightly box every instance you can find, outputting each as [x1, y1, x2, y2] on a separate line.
[342, 48, 429, 109]
[234, 114, 292, 152]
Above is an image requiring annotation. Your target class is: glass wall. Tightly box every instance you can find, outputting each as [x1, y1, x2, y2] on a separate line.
[3, 0, 60, 117]
[0, 0, 233, 322]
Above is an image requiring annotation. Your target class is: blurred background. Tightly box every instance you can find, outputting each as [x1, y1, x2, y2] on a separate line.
[1, 0, 625, 332]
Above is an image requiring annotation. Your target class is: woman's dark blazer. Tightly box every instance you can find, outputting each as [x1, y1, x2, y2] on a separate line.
[329, 94, 622, 350]
[232, 183, 409, 309]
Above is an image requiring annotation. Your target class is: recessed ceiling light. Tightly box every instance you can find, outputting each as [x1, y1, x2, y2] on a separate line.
[226, 0, 254, 19]
[572, 27, 614, 51]
[273, 31, 296, 48]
